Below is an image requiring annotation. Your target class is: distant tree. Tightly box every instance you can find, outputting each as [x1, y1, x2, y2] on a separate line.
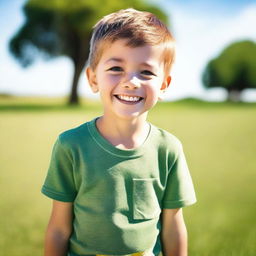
[9, 0, 169, 105]
[202, 40, 256, 101]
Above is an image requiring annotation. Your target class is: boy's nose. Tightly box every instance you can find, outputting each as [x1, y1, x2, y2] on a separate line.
[122, 76, 141, 89]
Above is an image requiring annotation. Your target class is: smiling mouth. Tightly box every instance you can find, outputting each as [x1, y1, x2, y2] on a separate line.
[114, 95, 144, 103]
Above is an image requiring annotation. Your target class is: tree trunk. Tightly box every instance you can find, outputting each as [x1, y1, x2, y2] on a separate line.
[227, 90, 241, 102]
[69, 62, 84, 105]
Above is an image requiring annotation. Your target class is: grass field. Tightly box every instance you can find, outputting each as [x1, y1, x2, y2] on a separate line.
[0, 96, 256, 256]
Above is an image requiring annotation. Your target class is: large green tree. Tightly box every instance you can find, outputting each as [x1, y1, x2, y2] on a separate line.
[202, 40, 256, 101]
[9, 0, 169, 105]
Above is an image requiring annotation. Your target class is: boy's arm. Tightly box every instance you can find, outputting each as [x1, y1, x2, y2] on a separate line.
[44, 200, 73, 256]
[161, 208, 188, 256]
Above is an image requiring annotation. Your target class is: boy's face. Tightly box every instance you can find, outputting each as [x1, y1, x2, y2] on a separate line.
[86, 39, 171, 120]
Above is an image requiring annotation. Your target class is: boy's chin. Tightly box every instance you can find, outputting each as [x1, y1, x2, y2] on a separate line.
[114, 111, 148, 121]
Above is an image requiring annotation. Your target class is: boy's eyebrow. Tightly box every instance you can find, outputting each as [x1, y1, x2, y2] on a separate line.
[105, 58, 157, 68]
[104, 57, 123, 64]
[141, 62, 157, 68]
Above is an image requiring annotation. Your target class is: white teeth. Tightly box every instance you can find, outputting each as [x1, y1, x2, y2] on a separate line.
[117, 95, 141, 102]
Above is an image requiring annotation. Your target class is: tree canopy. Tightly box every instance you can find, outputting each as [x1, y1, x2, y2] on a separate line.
[202, 40, 256, 101]
[9, 0, 169, 105]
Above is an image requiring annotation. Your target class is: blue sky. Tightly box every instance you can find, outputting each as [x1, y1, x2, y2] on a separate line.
[159, 0, 256, 14]
[1, 0, 256, 101]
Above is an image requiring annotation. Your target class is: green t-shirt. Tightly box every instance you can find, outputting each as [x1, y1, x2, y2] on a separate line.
[42, 118, 196, 256]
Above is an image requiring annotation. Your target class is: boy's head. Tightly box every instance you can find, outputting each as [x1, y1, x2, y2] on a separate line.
[88, 8, 175, 77]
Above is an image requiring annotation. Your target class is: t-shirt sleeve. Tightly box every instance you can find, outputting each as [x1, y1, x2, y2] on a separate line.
[41, 136, 77, 202]
[162, 141, 196, 209]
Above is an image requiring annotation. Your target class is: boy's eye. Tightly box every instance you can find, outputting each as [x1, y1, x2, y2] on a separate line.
[107, 66, 123, 72]
[141, 70, 155, 76]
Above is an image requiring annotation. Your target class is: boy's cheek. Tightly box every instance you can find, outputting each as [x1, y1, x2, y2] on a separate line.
[104, 75, 121, 85]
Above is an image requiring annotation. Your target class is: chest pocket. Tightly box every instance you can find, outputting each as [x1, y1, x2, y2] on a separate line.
[132, 178, 161, 220]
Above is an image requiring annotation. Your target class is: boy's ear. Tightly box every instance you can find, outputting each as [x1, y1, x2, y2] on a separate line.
[159, 75, 171, 100]
[86, 67, 99, 93]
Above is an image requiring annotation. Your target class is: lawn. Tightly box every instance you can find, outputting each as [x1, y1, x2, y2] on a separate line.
[0, 96, 255, 256]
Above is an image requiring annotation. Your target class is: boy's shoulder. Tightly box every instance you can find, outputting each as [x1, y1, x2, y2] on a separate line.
[150, 123, 183, 152]
[57, 120, 91, 146]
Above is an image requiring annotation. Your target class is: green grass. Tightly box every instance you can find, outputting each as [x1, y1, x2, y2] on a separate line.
[0, 96, 256, 256]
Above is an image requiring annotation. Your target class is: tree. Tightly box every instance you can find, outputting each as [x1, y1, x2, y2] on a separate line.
[202, 40, 256, 101]
[9, 0, 169, 105]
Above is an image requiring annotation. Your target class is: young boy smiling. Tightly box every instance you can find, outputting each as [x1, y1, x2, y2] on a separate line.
[42, 8, 196, 256]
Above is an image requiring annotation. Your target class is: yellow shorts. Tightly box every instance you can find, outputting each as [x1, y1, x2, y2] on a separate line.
[97, 252, 150, 256]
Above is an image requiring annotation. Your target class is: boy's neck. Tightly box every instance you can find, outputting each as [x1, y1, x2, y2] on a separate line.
[96, 115, 150, 150]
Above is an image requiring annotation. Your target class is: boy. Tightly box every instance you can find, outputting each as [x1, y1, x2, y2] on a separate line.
[42, 8, 196, 256]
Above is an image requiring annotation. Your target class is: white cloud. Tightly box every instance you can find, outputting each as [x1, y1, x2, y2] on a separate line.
[0, 57, 72, 96]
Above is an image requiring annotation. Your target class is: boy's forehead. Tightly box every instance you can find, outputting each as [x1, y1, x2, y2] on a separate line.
[98, 39, 166, 65]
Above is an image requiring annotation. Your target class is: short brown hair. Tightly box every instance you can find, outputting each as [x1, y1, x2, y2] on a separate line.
[88, 8, 175, 76]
